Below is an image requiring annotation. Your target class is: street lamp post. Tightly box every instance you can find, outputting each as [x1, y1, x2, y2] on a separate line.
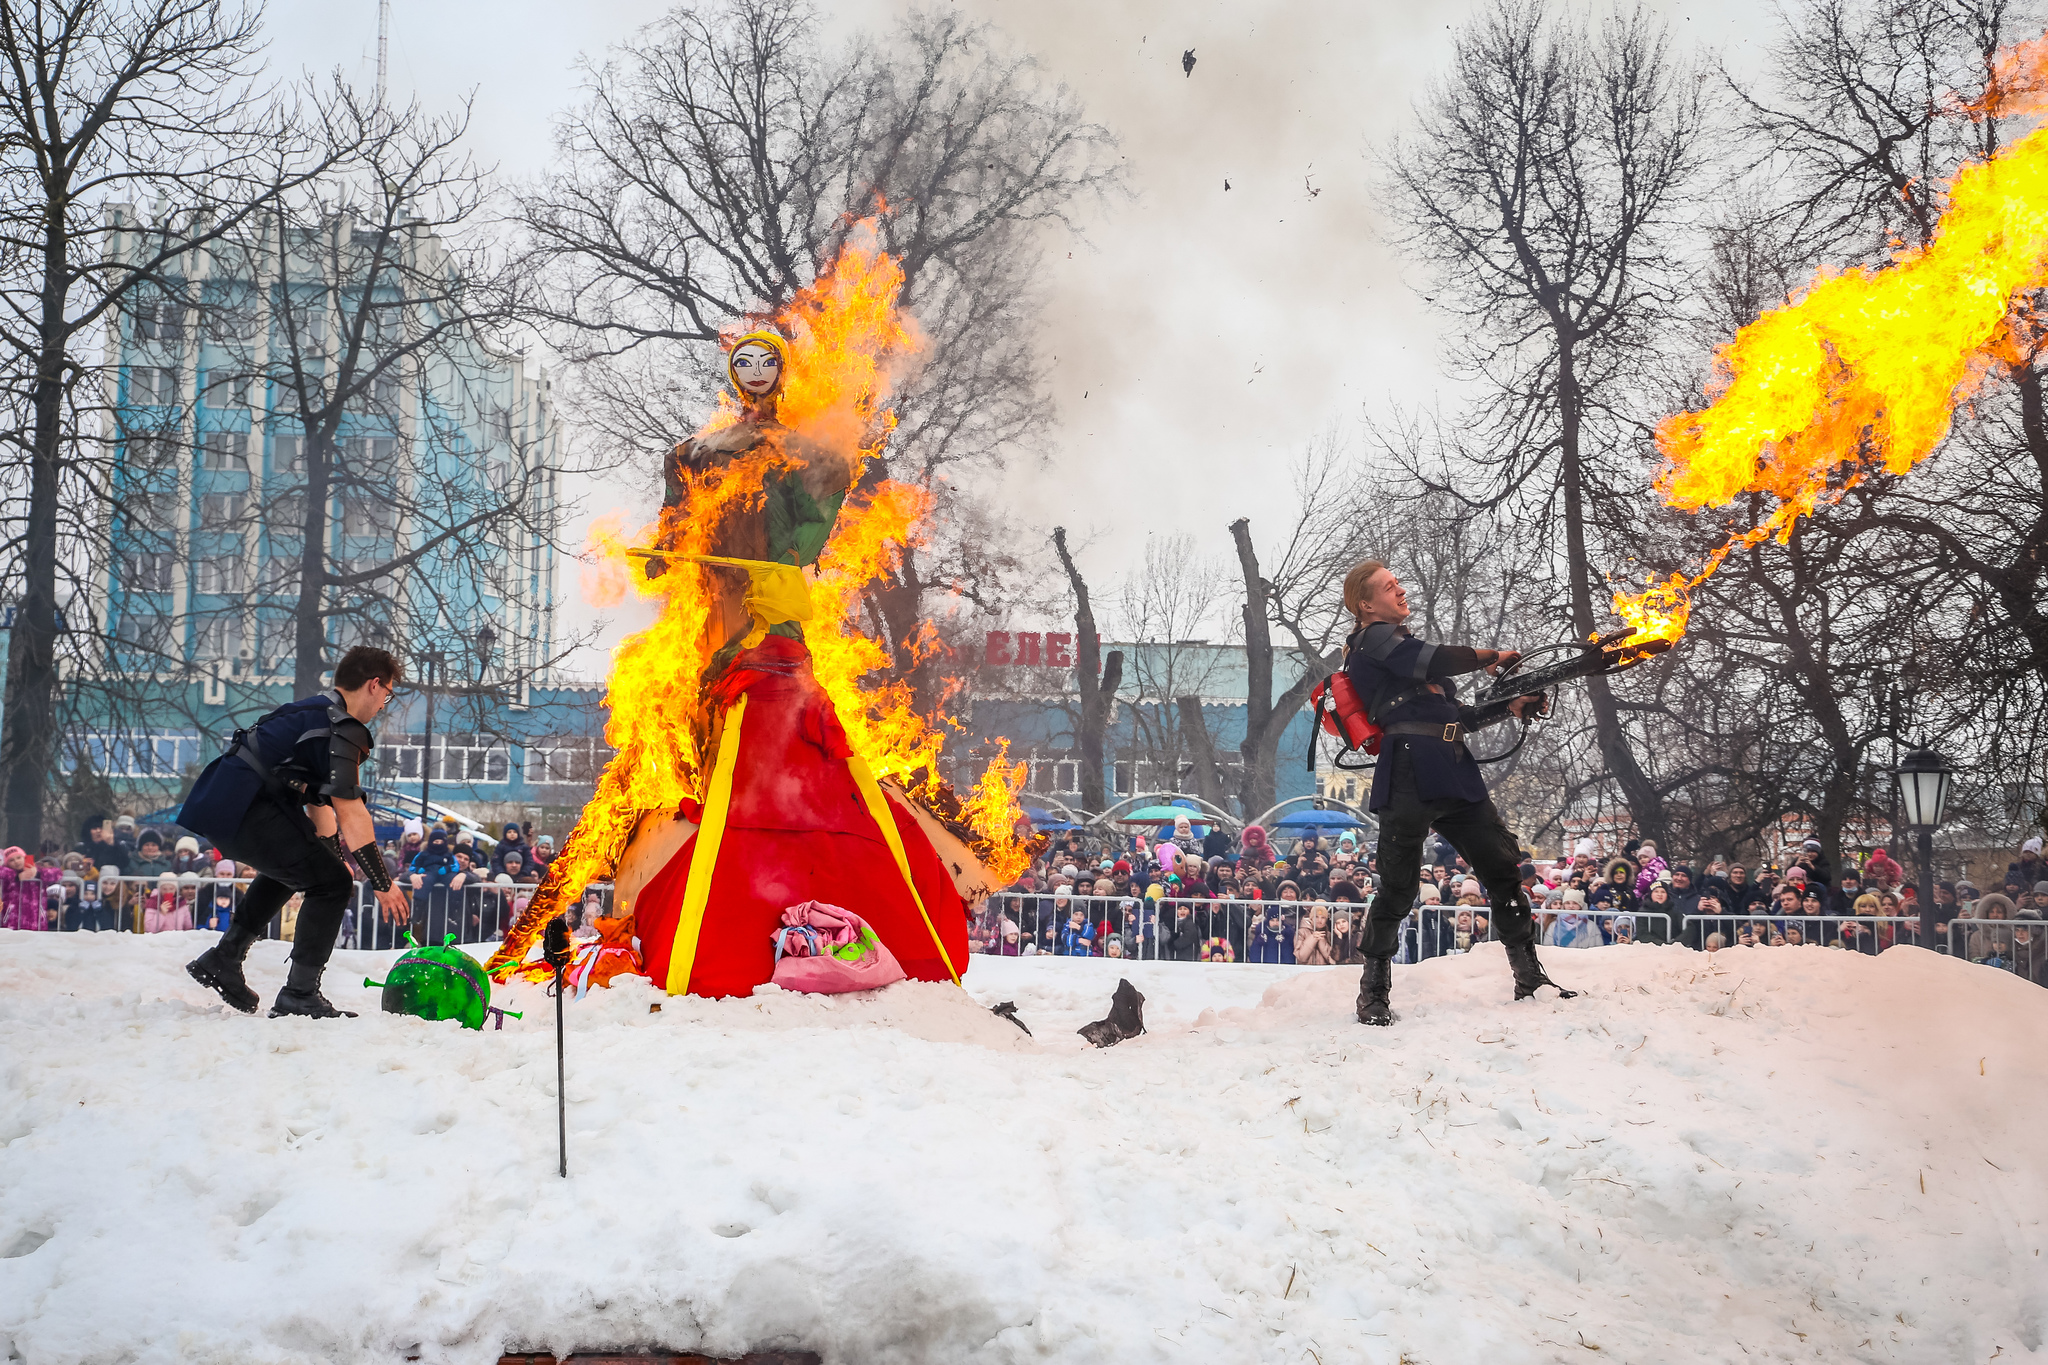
[1894, 741, 1954, 951]
[418, 650, 445, 824]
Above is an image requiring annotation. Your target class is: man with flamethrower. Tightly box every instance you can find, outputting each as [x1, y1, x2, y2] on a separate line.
[1338, 561, 1575, 1025]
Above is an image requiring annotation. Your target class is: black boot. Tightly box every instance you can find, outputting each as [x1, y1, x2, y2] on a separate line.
[187, 931, 261, 1014]
[268, 957, 356, 1019]
[1504, 938, 1578, 1001]
[1355, 956, 1394, 1026]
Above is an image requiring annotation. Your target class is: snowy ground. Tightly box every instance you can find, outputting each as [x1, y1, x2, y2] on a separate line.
[3, 931, 2046, 1365]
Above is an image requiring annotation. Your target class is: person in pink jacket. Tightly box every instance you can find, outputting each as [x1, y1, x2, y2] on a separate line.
[143, 873, 193, 933]
[1632, 841, 1669, 899]
[0, 846, 58, 930]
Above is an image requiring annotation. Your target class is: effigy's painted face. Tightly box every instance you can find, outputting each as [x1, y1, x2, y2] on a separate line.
[731, 342, 782, 398]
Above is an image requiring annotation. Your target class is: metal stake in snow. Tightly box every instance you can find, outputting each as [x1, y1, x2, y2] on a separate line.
[542, 914, 572, 1178]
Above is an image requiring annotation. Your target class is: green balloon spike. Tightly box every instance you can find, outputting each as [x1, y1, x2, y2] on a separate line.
[369, 929, 494, 1030]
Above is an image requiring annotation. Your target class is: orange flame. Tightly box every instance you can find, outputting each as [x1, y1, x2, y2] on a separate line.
[486, 223, 1028, 975]
[1613, 35, 2048, 643]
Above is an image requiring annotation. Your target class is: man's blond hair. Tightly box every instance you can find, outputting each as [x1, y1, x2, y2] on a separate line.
[1343, 559, 1389, 623]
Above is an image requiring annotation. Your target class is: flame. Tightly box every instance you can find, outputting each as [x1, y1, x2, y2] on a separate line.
[487, 223, 1029, 977]
[958, 741, 1034, 882]
[1612, 34, 2048, 644]
[579, 510, 634, 609]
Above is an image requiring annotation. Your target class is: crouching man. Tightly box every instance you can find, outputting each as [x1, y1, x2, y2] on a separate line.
[180, 646, 411, 1017]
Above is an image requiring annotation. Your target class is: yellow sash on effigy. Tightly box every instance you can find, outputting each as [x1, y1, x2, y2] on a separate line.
[848, 755, 962, 986]
[666, 692, 747, 994]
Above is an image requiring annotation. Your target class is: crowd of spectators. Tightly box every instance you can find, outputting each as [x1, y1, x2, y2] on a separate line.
[1, 812, 573, 946]
[975, 818, 2048, 984]
[16, 808, 2048, 987]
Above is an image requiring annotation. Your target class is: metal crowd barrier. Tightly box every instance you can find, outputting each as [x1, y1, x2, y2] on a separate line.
[1679, 914, 1928, 952]
[21, 871, 616, 950]
[1945, 916, 2048, 981]
[972, 891, 1666, 964]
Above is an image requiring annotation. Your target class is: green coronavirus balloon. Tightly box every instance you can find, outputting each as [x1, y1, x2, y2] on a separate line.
[365, 935, 494, 1030]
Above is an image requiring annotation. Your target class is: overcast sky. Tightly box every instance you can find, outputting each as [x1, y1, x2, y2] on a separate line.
[261, 0, 1778, 675]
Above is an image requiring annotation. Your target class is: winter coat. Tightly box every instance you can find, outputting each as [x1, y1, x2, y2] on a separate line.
[1636, 890, 1680, 941]
[1238, 825, 1276, 870]
[1057, 922, 1096, 956]
[409, 846, 461, 889]
[1245, 918, 1295, 965]
[143, 891, 193, 933]
[1633, 854, 1668, 899]
[0, 865, 58, 930]
[490, 825, 529, 876]
[1862, 849, 1905, 889]
[1164, 912, 1203, 962]
[69, 890, 120, 933]
[1967, 894, 2018, 963]
[1294, 921, 1339, 965]
[1547, 913, 1605, 949]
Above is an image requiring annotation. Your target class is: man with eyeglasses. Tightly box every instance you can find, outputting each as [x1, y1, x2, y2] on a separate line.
[180, 645, 411, 1017]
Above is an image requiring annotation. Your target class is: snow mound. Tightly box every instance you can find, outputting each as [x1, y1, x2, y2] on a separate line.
[3, 930, 2046, 1364]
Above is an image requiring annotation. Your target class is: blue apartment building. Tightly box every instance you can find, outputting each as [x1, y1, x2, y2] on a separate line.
[73, 207, 606, 822]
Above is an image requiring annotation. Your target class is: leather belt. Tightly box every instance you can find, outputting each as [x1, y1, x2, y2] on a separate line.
[1383, 721, 1463, 743]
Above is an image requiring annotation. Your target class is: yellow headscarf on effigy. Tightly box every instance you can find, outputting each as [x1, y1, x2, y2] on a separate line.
[726, 329, 790, 403]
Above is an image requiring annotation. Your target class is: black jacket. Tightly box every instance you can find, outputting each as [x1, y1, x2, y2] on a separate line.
[179, 692, 374, 841]
[1345, 622, 1491, 811]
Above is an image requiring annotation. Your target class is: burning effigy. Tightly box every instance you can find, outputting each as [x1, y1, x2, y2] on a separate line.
[486, 224, 1032, 997]
[1609, 36, 2048, 642]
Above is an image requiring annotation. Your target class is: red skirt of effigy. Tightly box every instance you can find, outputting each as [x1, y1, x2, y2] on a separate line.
[633, 635, 967, 998]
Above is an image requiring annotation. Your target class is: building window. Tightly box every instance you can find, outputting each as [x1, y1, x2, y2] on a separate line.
[344, 436, 398, 476]
[200, 430, 249, 470]
[341, 497, 396, 537]
[128, 367, 177, 405]
[272, 434, 302, 473]
[120, 551, 173, 593]
[204, 306, 255, 343]
[525, 736, 608, 785]
[279, 309, 326, 348]
[80, 730, 202, 777]
[201, 370, 252, 407]
[268, 493, 306, 536]
[123, 434, 179, 471]
[122, 487, 178, 535]
[134, 298, 186, 342]
[199, 493, 244, 528]
[194, 555, 247, 594]
[257, 556, 299, 594]
[385, 733, 511, 785]
[258, 611, 294, 663]
[1053, 760, 1079, 794]
[193, 614, 236, 659]
[116, 610, 173, 654]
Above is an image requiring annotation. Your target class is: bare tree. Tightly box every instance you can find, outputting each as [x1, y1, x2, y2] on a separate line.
[0, 0, 317, 843]
[1693, 0, 2048, 872]
[1382, 0, 1710, 848]
[191, 83, 567, 700]
[1108, 532, 1230, 796]
[1051, 525, 1120, 813]
[1215, 437, 1421, 819]
[518, 0, 1121, 711]
[1728, 0, 2014, 261]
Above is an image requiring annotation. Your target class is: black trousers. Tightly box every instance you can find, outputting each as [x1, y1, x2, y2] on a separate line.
[211, 797, 357, 973]
[1363, 749, 1533, 958]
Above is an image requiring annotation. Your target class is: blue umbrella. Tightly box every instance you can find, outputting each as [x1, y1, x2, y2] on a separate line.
[1023, 806, 1082, 832]
[1272, 809, 1364, 832]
